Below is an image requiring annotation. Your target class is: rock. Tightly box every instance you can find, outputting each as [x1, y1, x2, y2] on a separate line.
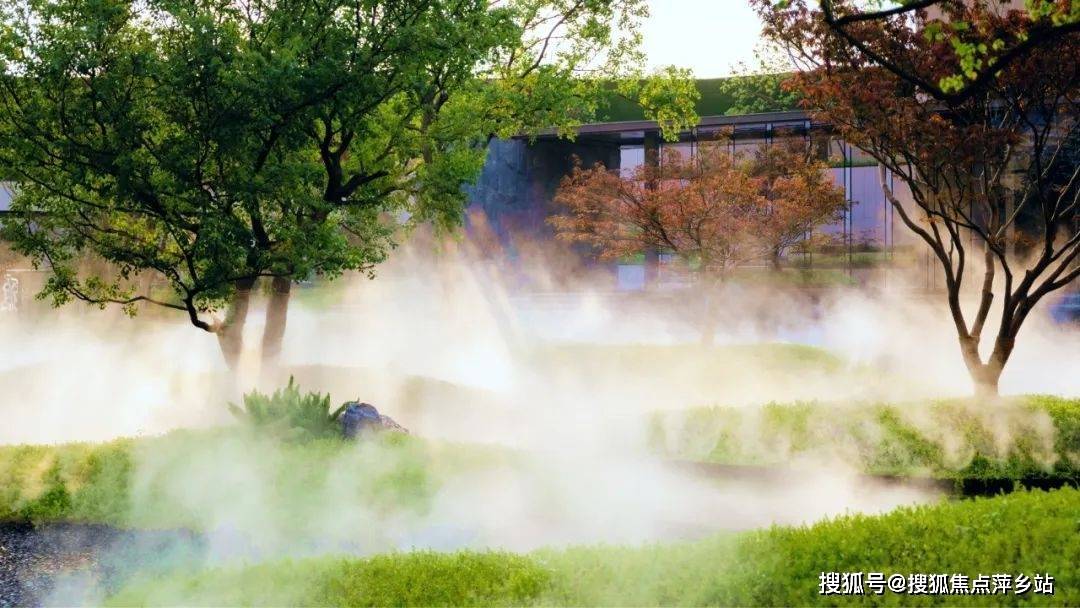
[377, 413, 409, 434]
[339, 402, 408, 438]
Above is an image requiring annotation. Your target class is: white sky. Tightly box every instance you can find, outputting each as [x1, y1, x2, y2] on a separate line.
[641, 1, 766, 77]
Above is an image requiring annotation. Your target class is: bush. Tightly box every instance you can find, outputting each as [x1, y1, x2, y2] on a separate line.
[650, 396, 1080, 481]
[107, 487, 1080, 606]
[0, 428, 515, 529]
[0, 440, 134, 524]
[228, 377, 346, 442]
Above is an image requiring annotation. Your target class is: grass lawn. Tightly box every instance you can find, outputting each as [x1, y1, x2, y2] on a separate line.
[728, 266, 859, 287]
[526, 342, 844, 374]
[0, 343, 849, 529]
[0, 429, 516, 529]
[106, 487, 1080, 606]
[3, 354, 1077, 605]
[650, 395, 1080, 483]
[3, 392, 1078, 528]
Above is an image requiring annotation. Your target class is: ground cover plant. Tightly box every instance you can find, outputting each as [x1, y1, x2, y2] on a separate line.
[0, 342, 848, 529]
[650, 396, 1080, 483]
[105, 487, 1080, 606]
[4, 389, 1076, 530]
[0, 428, 516, 532]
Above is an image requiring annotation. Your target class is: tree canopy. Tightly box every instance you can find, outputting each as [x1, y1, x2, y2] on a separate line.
[0, 0, 699, 368]
[786, 0, 1080, 101]
[758, 0, 1079, 396]
[550, 139, 844, 275]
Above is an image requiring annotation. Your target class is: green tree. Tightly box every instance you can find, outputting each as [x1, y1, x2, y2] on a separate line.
[0, 0, 698, 371]
[719, 46, 802, 116]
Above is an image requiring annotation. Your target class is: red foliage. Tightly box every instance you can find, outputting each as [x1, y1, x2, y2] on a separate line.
[550, 140, 845, 278]
[755, 0, 1080, 395]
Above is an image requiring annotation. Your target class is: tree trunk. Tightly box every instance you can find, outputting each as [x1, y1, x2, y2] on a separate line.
[771, 247, 783, 272]
[970, 358, 1004, 399]
[261, 276, 292, 371]
[216, 277, 256, 370]
[958, 335, 1008, 399]
[699, 276, 721, 346]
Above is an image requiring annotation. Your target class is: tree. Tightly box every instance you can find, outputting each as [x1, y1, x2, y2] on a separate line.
[792, 0, 1080, 102]
[0, 0, 698, 371]
[758, 0, 1080, 396]
[0, 0, 447, 369]
[719, 45, 803, 116]
[550, 141, 842, 342]
[749, 136, 846, 270]
[552, 144, 760, 272]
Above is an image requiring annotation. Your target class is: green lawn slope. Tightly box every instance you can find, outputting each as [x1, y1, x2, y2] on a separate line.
[107, 487, 1080, 606]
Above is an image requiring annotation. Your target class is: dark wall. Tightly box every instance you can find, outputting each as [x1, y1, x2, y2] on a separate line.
[465, 137, 620, 244]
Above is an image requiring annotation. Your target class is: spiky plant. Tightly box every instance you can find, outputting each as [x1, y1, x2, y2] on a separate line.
[228, 377, 347, 441]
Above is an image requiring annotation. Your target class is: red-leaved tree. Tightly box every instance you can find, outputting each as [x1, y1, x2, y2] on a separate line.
[750, 137, 847, 270]
[551, 141, 844, 342]
[757, 0, 1080, 396]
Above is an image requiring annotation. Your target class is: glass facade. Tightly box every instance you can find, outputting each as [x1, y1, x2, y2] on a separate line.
[464, 111, 925, 289]
[609, 131, 894, 253]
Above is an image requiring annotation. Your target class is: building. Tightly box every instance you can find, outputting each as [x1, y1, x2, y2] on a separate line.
[0, 182, 11, 216]
[465, 108, 911, 289]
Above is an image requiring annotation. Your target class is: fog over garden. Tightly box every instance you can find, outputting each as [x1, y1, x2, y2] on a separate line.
[0, 0, 1077, 606]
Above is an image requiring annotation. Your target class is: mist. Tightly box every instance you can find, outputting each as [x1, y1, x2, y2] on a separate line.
[2, 230, 1078, 603]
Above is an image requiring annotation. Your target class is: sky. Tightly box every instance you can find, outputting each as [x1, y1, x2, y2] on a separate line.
[640, 1, 767, 77]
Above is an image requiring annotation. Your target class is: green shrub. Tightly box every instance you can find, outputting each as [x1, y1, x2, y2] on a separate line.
[0, 440, 134, 524]
[228, 377, 346, 442]
[651, 396, 1080, 480]
[0, 429, 512, 529]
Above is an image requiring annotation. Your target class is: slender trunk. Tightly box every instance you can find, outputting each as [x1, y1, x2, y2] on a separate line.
[699, 275, 721, 346]
[771, 247, 783, 272]
[216, 277, 256, 370]
[261, 276, 292, 371]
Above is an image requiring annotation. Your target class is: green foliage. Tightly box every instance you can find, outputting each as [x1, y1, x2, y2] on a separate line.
[0, 428, 514, 530]
[619, 66, 701, 141]
[652, 396, 1080, 481]
[228, 377, 344, 442]
[718, 71, 801, 116]
[107, 488, 1080, 606]
[0, 440, 134, 524]
[716, 43, 800, 117]
[599, 76, 801, 123]
[0, 0, 699, 329]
